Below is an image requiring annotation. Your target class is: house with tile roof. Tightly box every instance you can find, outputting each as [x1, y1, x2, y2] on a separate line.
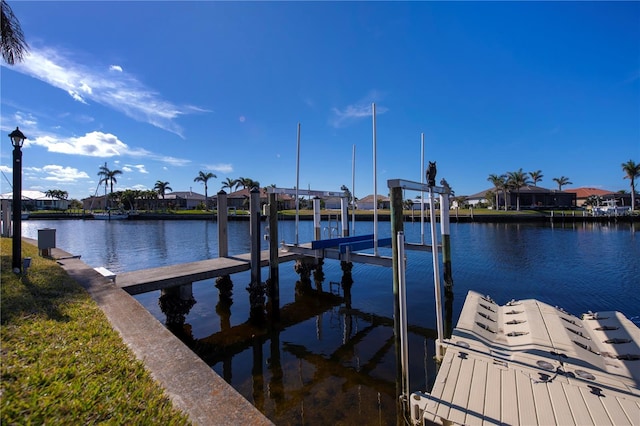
[564, 187, 636, 209]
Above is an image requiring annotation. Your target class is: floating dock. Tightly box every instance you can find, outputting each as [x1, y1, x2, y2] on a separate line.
[410, 291, 640, 426]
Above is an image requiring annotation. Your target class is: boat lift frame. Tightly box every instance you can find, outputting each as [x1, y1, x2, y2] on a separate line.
[387, 177, 453, 418]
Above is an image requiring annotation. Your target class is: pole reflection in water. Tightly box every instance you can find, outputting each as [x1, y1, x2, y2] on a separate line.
[157, 266, 437, 426]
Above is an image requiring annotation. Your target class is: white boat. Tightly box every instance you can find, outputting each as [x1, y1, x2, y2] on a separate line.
[93, 210, 129, 220]
[592, 198, 631, 216]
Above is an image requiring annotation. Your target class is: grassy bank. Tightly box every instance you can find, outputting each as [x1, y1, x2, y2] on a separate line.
[0, 238, 190, 425]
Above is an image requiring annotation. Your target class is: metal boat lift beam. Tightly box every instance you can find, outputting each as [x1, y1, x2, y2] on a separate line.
[267, 187, 347, 198]
[387, 179, 451, 195]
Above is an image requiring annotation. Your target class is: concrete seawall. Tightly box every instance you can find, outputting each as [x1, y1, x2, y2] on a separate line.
[24, 238, 273, 426]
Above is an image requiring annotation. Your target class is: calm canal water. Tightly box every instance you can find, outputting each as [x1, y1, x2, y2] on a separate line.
[22, 218, 640, 425]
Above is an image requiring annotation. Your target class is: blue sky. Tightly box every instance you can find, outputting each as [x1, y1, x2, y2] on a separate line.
[1, 1, 638, 201]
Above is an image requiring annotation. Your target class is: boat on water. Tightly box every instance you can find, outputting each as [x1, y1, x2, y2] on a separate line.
[409, 290, 640, 426]
[592, 198, 632, 216]
[93, 210, 129, 220]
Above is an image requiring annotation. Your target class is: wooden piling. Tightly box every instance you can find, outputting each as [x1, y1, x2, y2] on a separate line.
[249, 187, 264, 322]
[268, 192, 280, 320]
[389, 185, 404, 405]
[250, 188, 261, 287]
[439, 193, 454, 297]
[217, 190, 228, 258]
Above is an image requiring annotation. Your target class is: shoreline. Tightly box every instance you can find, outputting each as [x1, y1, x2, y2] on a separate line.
[24, 211, 639, 223]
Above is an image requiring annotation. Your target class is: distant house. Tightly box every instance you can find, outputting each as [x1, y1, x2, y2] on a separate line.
[463, 190, 490, 208]
[82, 195, 107, 210]
[563, 187, 614, 207]
[164, 191, 206, 210]
[465, 186, 576, 209]
[358, 194, 390, 210]
[216, 188, 295, 211]
[1, 190, 69, 210]
[323, 196, 343, 210]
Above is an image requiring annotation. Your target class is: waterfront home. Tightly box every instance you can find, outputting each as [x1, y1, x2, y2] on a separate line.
[358, 194, 390, 210]
[216, 188, 295, 211]
[564, 187, 635, 210]
[1, 190, 69, 211]
[563, 187, 614, 207]
[465, 186, 576, 209]
[163, 191, 206, 210]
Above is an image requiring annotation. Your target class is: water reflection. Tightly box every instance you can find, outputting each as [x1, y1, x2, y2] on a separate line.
[160, 270, 439, 425]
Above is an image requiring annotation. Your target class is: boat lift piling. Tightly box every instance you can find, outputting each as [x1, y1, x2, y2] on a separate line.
[439, 182, 454, 298]
[217, 190, 228, 257]
[248, 187, 264, 323]
[268, 192, 280, 321]
[313, 197, 321, 240]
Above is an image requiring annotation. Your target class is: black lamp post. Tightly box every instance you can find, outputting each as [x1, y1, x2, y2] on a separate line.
[9, 127, 27, 273]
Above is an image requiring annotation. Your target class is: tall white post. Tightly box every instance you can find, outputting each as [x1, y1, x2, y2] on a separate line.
[312, 197, 321, 240]
[295, 122, 301, 245]
[340, 197, 349, 237]
[397, 231, 410, 404]
[429, 187, 445, 360]
[372, 103, 378, 256]
[351, 144, 356, 235]
[421, 133, 425, 245]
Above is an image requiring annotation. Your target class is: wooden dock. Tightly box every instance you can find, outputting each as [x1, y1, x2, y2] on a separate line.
[116, 250, 305, 295]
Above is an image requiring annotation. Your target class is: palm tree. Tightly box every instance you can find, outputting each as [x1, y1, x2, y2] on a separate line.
[238, 177, 259, 190]
[97, 163, 123, 208]
[154, 180, 172, 199]
[487, 174, 507, 211]
[45, 189, 68, 200]
[1, 0, 29, 65]
[552, 176, 572, 191]
[221, 177, 238, 193]
[529, 170, 543, 186]
[507, 168, 531, 211]
[194, 171, 216, 209]
[622, 159, 640, 211]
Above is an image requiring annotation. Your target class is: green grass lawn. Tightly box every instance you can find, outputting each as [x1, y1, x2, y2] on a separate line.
[0, 238, 190, 425]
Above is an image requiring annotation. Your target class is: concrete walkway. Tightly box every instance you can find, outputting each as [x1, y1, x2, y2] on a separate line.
[25, 238, 273, 426]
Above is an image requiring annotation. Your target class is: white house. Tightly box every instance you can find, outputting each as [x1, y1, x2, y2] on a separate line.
[0, 190, 69, 210]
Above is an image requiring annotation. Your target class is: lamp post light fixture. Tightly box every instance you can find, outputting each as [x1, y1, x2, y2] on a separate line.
[9, 127, 27, 273]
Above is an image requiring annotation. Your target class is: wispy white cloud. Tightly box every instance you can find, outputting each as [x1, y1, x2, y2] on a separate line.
[9, 46, 209, 137]
[329, 91, 389, 128]
[30, 131, 128, 157]
[25, 165, 90, 182]
[123, 164, 149, 174]
[211, 163, 234, 174]
[25, 130, 189, 168]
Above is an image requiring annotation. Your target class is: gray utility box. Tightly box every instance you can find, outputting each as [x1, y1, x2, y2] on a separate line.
[38, 228, 56, 256]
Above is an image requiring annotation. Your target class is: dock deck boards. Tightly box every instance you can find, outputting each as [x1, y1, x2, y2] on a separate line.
[116, 250, 304, 295]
